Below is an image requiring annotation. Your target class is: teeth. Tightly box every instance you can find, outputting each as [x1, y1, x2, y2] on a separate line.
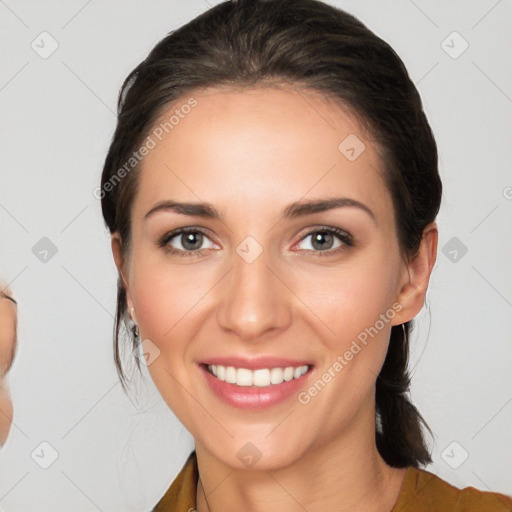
[283, 367, 294, 381]
[236, 368, 253, 386]
[207, 364, 309, 387]
[225, 366, 236, 384]
[253, 368, 270, 387]
[270, 367, 283, 385]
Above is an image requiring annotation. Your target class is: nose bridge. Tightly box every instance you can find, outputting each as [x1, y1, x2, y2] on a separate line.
[216, 242, 292, 339]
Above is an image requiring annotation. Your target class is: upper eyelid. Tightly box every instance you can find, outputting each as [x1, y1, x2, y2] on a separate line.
[295, 225, 352, 239]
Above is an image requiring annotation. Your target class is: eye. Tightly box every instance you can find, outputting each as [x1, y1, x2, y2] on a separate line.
[158, 226, 354, 258]
[294, 227, 354, 256]
[158, 227, 218, 257]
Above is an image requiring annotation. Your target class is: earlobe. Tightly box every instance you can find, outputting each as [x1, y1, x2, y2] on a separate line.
[128, 306, 138, 325]
[393, 222, 438, 325]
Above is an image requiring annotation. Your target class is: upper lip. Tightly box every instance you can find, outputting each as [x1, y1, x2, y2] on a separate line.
[201, 356, 313, 370]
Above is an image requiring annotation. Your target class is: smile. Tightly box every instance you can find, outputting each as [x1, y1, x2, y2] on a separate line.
[199, 357, 314, 409]
[207, 364, 310, 387]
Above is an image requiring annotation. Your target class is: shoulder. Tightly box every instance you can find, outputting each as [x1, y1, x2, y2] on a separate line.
[152, 451, 198, 512]
[393, 466, 512, 512]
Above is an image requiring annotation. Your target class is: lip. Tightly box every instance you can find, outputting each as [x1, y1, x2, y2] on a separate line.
[198, 361, 314, 410]
[201, 356, 313, 370]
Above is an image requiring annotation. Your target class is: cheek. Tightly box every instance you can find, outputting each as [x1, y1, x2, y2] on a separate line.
[132, 278, 187, 343]
[128, 253, 219, 356]
[293, 252, 399, 349]
[128, 258, 204, 415]
[291, 258, 400, 420]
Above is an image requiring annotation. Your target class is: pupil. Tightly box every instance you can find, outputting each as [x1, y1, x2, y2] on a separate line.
[183, 232, 202, 250]
[313, 232, 333, 250]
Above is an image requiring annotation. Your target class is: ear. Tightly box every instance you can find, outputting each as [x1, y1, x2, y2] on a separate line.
[111, 233, 136, 318]
[392, 222, 438, 325]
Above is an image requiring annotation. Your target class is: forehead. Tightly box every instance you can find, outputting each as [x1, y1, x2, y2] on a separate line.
[133, 85, 393, 227]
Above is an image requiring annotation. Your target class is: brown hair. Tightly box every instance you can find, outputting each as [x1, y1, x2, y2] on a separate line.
[100, 0, 441, 468]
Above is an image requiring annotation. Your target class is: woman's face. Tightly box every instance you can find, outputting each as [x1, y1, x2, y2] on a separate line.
[114, 85, 428, 469]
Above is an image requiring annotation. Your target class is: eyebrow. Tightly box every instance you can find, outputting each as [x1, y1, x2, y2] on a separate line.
[144, 197, 376, 223]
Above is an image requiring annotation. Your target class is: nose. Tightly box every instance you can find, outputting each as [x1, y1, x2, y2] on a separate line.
[216, 247, 293, 342]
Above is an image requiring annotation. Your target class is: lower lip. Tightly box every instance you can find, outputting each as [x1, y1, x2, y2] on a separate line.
[199, 364, 313, 410]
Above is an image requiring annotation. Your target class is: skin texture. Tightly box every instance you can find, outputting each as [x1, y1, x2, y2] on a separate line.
[112, 85, 438, 512]
[0, 286, 16, 447]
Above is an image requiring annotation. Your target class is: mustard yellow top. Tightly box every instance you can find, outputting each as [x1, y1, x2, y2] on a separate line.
[153, 451, 512, 511]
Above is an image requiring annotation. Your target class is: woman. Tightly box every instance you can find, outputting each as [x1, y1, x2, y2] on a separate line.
[100, 0, 512, 510]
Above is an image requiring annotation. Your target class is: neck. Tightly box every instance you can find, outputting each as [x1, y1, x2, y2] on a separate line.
[195, 404, 407, 512]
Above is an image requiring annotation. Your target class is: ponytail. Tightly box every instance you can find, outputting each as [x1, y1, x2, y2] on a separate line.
[375, 321, 433, 468]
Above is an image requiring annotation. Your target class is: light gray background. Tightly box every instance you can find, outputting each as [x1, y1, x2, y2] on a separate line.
[0, 0, 511, 510]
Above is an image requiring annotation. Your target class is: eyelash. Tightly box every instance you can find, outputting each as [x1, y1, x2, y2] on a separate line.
[157, 226, 355, 258]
